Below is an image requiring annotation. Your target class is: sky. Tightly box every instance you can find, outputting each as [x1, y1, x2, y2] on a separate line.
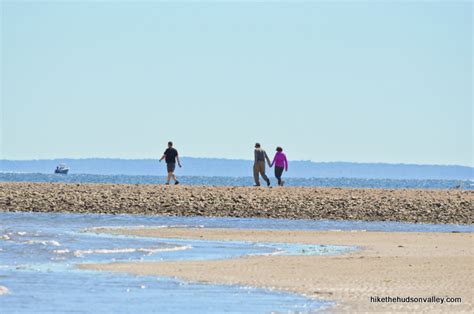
[1, 1, 472, 166]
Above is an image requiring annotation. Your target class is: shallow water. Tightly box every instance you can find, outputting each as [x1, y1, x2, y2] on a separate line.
[0, 212, 355, 313]
[0, 212, 472, 314]
[1, 172, 472, 189]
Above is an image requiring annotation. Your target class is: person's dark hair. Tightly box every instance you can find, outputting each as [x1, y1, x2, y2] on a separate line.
[276, 146, 283, 152]
[255, 143, 261, 148]
[168, 141, 173, 147]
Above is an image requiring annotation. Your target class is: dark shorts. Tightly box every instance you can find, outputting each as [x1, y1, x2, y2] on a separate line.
[167, 163, 176, 173]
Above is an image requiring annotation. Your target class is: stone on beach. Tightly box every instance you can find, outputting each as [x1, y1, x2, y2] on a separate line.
[0, 182, 472, 224]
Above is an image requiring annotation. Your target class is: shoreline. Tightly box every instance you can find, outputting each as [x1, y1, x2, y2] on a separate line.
[79, 227, 474, 312]
[1, 182, 473, 224]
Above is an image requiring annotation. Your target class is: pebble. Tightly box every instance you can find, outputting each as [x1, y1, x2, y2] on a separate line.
[0, 182, 472, 224]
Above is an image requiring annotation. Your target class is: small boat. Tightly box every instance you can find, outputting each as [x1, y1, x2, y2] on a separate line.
[54, 164, 69, 174]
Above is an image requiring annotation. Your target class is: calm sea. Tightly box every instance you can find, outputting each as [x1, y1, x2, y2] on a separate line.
[1, 172, 472, 189]
[0, 212, 355, 313]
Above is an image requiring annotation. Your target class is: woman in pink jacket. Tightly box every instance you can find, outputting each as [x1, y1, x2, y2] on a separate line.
[270, 146, 288, 186]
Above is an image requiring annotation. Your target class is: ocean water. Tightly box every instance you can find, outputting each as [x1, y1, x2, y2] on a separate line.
[1, 172, 473, 189]
[0, 212, 353, 314]
[1, 212, 472, 314]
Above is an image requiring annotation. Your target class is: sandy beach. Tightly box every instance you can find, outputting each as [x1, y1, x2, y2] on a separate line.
[79, 227, 474, 312]
[1, 182, 472, 224]
[3, 182, 473, 311]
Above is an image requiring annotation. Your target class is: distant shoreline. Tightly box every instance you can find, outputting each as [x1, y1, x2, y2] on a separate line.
[1, 158, 472, 180]
[1, 182, 472, 224]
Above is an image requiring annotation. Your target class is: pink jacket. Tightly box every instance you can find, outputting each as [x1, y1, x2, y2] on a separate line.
[271, 152, 288, 171]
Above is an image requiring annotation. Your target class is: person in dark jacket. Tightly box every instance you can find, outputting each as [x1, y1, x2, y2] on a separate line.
[159, 141, 182, 185]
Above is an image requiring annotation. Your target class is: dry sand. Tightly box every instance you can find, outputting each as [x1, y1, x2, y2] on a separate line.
[80, 227, 474, 312]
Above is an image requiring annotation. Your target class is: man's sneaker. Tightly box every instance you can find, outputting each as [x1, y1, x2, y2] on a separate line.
[253, 184, 261, 187]
[281, 180, 285, 186]
[175, 181, 180, 185]
[165, 182, 170, 185]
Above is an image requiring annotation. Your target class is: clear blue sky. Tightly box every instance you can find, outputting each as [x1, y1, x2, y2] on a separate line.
[1, 1, 472, 166]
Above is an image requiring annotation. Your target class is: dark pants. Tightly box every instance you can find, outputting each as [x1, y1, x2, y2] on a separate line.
[275, 166, 284, 185]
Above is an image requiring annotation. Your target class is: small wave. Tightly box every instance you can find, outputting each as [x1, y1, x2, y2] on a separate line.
[72, 245, 192, 257]
[249, 248, 285, 257]
[84, 225, 148, 232]
[17, 232, 27, 236]
[153, 225, 204, 229]
[25, 240, 61, 246]
[86, 225, 204, 233]
[53, 249, 70, 254]
[328, 229, 366, 232]
[0, 286, 9, 295]
[1, 235, 11, 241]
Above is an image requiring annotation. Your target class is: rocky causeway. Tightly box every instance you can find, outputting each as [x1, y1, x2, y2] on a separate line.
[0, 182, 472, 224]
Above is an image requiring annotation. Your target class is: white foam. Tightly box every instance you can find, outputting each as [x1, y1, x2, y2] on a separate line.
[53, 249, 70, 254]
[1, 235, 11, 241]
[156, 225, 204, 229]
[72, 245, 192, 257]
[25, 240, 61, 247]
[249, 249, 285, 257]
[86, 225, 204, 233]
[0, 286, 9, 295]
[17, 232, 27, 236]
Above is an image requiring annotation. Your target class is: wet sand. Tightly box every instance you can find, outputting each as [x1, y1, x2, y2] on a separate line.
[79, 228, 474, 312]
[1, 182, 472, 224]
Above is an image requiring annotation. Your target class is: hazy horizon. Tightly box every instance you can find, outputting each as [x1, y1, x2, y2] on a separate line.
[1, 156, 473, 168]
[2, 157, 472, 181]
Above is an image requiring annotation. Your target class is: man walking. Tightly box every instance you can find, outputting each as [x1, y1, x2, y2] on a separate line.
[253, 143, 271, 186]
[159, 141, 182, 185]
